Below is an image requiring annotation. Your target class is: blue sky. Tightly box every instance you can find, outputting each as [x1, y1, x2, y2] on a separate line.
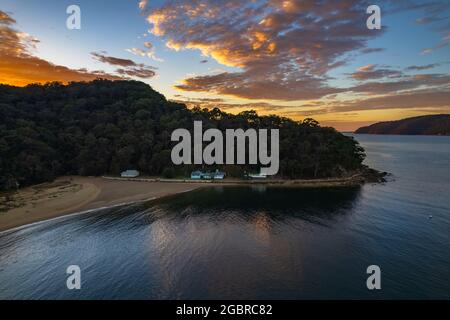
[0, 0, 449, 130]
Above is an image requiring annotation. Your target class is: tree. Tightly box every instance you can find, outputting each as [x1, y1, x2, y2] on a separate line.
[0, 80, 368, 190]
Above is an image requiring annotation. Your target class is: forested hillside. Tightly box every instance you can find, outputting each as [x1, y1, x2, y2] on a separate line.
[0, 80, 367, 190]
[355, 115, 450, 135]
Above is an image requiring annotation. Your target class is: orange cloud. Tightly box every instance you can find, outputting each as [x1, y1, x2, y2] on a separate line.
[91, 52, 157, 78]
[147, 0, 450, 117]
[349, 64, 403, 81]
[0, 55, 123, 87]
[0, 11, 123, 86]
[147, 0, 381, 101]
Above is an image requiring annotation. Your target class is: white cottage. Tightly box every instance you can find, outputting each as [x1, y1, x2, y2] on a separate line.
[121, 170, 140, 178]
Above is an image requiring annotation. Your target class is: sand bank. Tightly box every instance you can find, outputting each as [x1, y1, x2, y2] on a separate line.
[0, 177, 204, 232]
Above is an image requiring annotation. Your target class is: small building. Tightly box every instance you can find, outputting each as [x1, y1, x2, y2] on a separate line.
[202, 172, 213, 180]
[248, 173, 267, 179]
[248, 170, 267, 179]
[213, 170, 226, 180]
[191, 170, 226, 180]
[191, 171, 203, 180]
[121, 170, 140, 178]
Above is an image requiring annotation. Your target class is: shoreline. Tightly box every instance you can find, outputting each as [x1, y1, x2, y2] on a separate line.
[0, 173, 378, 233]
[0, 177, 205, 233]
[102, 174, 370, 186]
[0, 187, 201, 235]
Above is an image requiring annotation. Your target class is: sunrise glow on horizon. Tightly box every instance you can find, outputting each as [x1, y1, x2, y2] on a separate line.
[0, 0, 449, 131]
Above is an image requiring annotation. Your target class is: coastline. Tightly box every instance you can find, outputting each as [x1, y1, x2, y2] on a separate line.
[0, 177, 205, 233]
[0, 173, 380, 233]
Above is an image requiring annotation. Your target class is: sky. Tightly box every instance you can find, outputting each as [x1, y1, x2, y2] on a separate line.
[0, 0, 449, 131]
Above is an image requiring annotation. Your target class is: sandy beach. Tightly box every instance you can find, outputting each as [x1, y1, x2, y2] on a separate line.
[0, 177, 204, 232]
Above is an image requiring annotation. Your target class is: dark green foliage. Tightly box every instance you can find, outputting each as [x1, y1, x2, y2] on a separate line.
[0, 80, 366, 190]
[162, 167, 176, 179]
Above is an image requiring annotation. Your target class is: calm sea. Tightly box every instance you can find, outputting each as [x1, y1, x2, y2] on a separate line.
[0, 134, 449, 299]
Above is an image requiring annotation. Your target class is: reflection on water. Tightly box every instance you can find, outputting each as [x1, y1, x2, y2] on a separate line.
[1, 135, 450, 299]
[157, 186, 361, 221]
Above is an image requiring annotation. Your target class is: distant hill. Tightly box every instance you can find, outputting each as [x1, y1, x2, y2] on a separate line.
[355, 115, 450, 136]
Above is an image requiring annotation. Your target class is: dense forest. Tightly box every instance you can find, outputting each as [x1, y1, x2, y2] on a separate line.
[0, 80, 368, 191]
[355, 115, 450, 135]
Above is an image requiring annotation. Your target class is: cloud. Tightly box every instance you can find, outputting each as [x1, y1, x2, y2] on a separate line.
[144, 0, 450, 110]
[172, 97, 299, 113]
[175, 71, 343, 100]
[271, 89, 450, 119]
[126, 41, 164, 62]
[402, 1, 450, 55]
[116, 66, 156, 78]
[406, 1, 450, 26]
[349, 64, 403, 81]
[91, 51, 157, 79]
[0, 11, 122, 86]
[0, 55, 124, 87]
[126, 47, 147, 57]
[360, 47, 385, 54]
[147, 0, 383, 101]
[139, 0, 148, 10]
[350, 73, 450, 95]
[406, 63, 440, 71]
[91, 52, 137, 67]
[0, 10, 15, 25]
[171, 94, 334, 117]
[329, 90, 450, 113]
[415, 16, 448, 24]
[0, 11, 156, 86]
[421, 34, 450, 54]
